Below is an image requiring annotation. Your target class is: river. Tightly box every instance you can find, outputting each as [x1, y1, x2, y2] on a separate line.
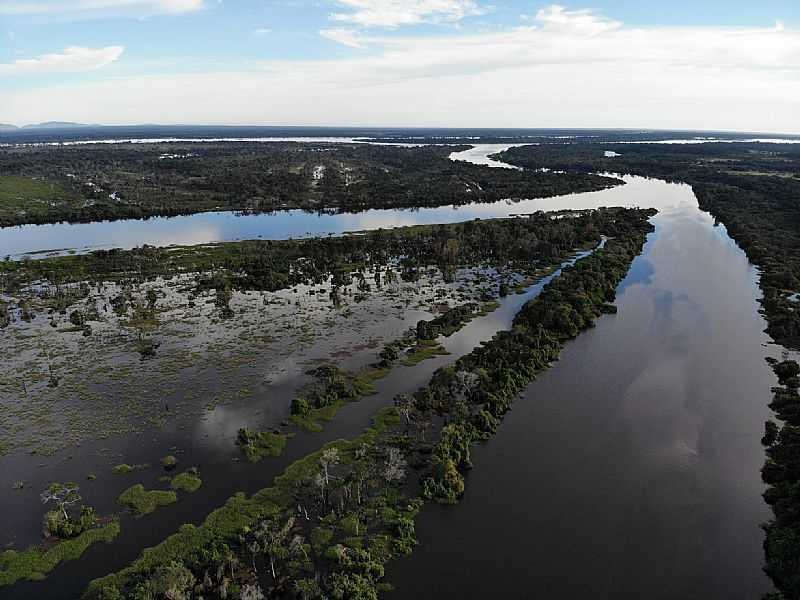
[387, 152, 777, 599]
[0, 143, 779, 598]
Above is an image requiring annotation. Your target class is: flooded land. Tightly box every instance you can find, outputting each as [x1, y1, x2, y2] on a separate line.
[1, 131, 799, 599]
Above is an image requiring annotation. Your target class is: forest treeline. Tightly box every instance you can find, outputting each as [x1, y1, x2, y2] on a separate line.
[80, 208, 654, 600]
[0, 143, 621, 227]
[1, 208, 640, 301]
[762, 359, 800, 599]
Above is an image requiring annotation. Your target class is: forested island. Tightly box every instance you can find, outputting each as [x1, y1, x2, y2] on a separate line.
[0, 143, 620, 227]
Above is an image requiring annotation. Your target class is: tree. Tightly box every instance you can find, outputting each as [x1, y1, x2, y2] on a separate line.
[393, 394, 414, 425]
[384, 447, 407, 487]
[320, 448, 340, 485]
[253, 515, 296, 582]
[41, 482, 81, 521]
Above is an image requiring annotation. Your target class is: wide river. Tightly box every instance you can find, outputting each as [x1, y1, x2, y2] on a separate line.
[1, 143, 781, 598]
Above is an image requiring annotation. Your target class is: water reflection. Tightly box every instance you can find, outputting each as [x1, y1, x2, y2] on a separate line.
[387, 170, 775, 600]
[1, 173, 694, 259]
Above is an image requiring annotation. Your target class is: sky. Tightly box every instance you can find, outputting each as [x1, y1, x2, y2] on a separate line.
[0, 0, 799, 132]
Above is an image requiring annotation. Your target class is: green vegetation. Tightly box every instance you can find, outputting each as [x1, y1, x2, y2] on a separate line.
[0, 521, 119, 587]
[0, 142, 621, 226]
[118, 484, 178, 516]
[290, 365, 380, 432]
[236, 429, 293, 462]
[81, 208, 653, 600]
[111, 464, 134, 475]
[169, 470, 203, 494]
[416, 302, 479, 340]
[0, 175, 80, 226]
[762, 359, 800, 598]
[84, 408, 408, 599]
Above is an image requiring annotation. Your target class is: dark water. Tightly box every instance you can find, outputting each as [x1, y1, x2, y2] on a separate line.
[387, 179, 777, 599]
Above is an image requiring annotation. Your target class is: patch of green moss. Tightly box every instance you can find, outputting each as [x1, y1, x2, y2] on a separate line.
[118, 484, 177, 515]
[237, 430, 294, 463]
[0, 521, 120, 587]
[169, 471, 202, 494]
[400, 343, 450, 366]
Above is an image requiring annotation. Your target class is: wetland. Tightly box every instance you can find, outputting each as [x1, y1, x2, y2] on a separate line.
[1, 133, 798, 599]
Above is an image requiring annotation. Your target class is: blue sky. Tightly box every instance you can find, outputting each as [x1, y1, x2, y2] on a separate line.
[1, 1, 799, 131]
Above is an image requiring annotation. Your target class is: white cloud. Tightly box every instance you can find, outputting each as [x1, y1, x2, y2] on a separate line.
[0, 46, 124, 76]
[320, 28, 364, 48]
[254, 27, 272, 36]
[0, 0, 204, 17]
[3, 5, 799, 133]
[329, 0, 484, 28]
[534, 4, 621, 36]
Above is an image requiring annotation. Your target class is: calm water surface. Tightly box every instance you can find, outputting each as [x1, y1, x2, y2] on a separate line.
[387, 164, 777, 599]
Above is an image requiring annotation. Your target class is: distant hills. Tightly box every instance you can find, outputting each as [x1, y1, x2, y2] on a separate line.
[0, 122, 94, 130]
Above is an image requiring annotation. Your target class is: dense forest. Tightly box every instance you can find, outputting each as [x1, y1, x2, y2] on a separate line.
[0, 143, 621, 227]
[79, 208, 653, 600]
[762, 359, 800, 599]
[1, 208, 633, 301]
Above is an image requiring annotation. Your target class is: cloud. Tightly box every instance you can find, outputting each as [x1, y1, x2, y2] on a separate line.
[329, 0, 484, 28]
[320, 28, 364, 48]
[0, 46, 124, 76]
[534, 4, 621, 36]
[2, 5, 799, 133]
[254, 27, 272, 36]
[0, 0, 204, 17]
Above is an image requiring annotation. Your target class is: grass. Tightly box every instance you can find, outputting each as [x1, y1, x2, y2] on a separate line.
[400, 342, 450, 366]
[0, 521, 120, 587]
[239, 431, 294, 463]
[0, 175, 78, 223]
[118, 484, 178, 515]
[169, 471, 202, 493]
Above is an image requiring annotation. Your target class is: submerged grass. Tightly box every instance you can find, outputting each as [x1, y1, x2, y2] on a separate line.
[118, 485, 178, 515]
[0, 521, 120, 587]
[169, 471, 203, 494]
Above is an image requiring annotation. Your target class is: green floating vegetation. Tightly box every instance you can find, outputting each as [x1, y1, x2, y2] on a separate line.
[111, 464, 134, 475]
[236, 429, 294, 463]
[84, 408, 401, 599]
[0, 521, 120, 587]
[290, 365, 381, 433]
[118, 484, 178, 516]
[400, 341, 451, 367]
[169, 470, 203, 494]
